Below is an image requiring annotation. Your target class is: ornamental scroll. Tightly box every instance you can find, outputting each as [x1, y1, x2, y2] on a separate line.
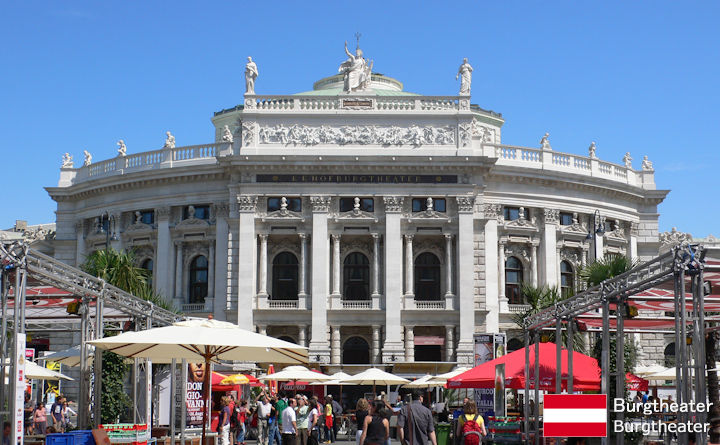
[258, 124, 457, 146]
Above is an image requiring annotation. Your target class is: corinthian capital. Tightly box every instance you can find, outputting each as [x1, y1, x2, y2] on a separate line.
[543, 208, 560, 225]
[310, 196, 332, 212]
[482, 203, 502, 221]
[383, 196, 405, 213]
[456, 196, 475, 213]
[237, 195, 258, 212]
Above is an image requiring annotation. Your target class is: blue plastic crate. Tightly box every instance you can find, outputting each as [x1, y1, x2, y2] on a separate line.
[46, 431, 96, 445]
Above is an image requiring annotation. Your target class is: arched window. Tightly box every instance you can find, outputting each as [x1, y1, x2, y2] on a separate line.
[664, 342, 675, 367]
[141, 258, 154, 285]
[507, 338, 523, 352]
[505, 257, 524, 304]
[343, 336, 370, 365]
[415, 252, 441, 301]
[343, 252, 369, 300]
[560, 261, 574, 298]
[272, 252, 299, 300]
[188, 256, 208, 304]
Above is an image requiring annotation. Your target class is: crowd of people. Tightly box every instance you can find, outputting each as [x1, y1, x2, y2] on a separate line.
[22, 393, 75, 436]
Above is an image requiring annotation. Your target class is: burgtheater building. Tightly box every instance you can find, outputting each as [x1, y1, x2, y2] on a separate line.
[47, 46, 668, 369]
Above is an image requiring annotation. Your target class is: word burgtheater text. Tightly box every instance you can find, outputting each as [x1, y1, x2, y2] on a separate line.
[613, 399, 710, 434]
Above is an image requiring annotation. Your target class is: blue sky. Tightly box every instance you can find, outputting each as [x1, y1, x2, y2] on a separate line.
[1, 1, 718, 236]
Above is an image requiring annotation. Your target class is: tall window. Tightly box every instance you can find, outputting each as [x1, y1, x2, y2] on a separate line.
[559, 212, 573, 226]
[505, 256, 524, 304]
[141, 258, 154, 284]
[268, 197, 302, 212]
[664, 343, 676, 367]
[184, 205, 210, 220]
[188, 256, 208, 304]
[272, 252, 299, 300]
[560, 261, 574, 298]
[137, 210, 155, 225]
[415, 253, 441, 301]
[343, 252, 369, 300]
[503, 207, 520, 221]
[412, 198, 446, 212]
[340, 197, 374, 212]
[343, 336, 370, 365]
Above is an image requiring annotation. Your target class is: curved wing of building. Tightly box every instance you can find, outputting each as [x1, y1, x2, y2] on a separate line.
[47, 51, 668, 368]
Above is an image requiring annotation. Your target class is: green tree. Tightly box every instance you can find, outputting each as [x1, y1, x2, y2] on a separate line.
[579, 255, 635, 287]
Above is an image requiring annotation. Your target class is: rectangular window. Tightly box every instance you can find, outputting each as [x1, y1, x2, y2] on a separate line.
[138, 210, 154, 225]
[339, 197, 374, 212]
[412, 198, 446, 213]
[184, 205, 210, 220]
[503, 207, 520, 221]
[559, 212, 573, 226]
[267, 197, 302, 212]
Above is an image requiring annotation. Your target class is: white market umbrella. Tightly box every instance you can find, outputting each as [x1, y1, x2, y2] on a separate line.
[4, 360, 73, 381]
[340, 368, 410, 394]
[634, 364, 669, 378]
[404, 374, 444, 388]
[261, 365, 333, 394]
[43, 345, 91, 367]
[89, 318, 307, 443]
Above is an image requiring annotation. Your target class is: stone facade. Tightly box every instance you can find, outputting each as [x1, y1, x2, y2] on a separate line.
[46, 53, 669, 370]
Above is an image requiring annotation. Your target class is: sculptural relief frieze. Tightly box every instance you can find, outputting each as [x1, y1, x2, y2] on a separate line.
[472, 118, 497, 143]
[258, 124, 456, 147]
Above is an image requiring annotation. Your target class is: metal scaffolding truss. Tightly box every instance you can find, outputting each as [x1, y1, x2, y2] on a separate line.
[0, 240, 182, 431]
[520, 244, 716, 445]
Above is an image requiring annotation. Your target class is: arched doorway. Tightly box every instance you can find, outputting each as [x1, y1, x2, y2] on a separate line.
[343, 336, 370, 364]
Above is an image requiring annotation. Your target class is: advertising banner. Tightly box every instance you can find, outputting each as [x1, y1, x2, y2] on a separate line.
[473, 334, 494, 416]
[15, 334, 27, 445]
[186, 363, 208, 428]
[494, 364, 506, 417]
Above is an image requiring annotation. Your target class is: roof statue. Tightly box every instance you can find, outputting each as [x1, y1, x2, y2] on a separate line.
[221, 125, 234, 143]
[588, 141, 597, 158]
[117, 140, 127, 157]
[456, 58, 473, 96]
[540, 132, 551, 150]
[623, 152, 633, 168]
[338, 39, 371, 93]
[61, 152, 73, 168]
[83, 150, 92, 166]
[164, 131, 176, 149]
[245, 57, 258, 95]
[642, 155, 653, 171]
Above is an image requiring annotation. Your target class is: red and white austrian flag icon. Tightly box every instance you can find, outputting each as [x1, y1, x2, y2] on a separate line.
[543, 394, 607, 437]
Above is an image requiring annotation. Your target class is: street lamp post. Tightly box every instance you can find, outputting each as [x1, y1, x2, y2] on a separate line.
[585, 209, 605, 261]
[98, 212, 118, 250]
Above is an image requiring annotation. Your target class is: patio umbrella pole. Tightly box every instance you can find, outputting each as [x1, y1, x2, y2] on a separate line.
[202, 352, 211, 445]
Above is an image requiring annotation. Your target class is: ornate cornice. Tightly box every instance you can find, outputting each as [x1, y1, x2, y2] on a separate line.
[213, 203, 230, 218]
[543, 208, 559, 225]
[310, 196, 332, 212]
[237, 195, 258, 212]
[482, 203, 502, 221]
[156, 206, 171, 219]
[383, 196, 405, 213]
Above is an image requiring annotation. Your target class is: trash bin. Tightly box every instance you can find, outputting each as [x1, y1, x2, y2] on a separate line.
[436, 423, 451, 445]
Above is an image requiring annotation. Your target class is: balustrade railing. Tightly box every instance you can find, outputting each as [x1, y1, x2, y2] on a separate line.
[242, 95, 462, 113]
[341, 300, 372, 309]
[268, 299, 299, 309]
[508, 304, 531, 314]
[181, 303, 206, 313]
[414, 300, 446, 309]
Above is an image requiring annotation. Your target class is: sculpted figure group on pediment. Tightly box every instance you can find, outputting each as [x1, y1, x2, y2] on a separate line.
[258, 124, 456, 147]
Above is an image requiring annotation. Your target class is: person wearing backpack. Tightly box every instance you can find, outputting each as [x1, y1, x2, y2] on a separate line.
[455, 400, 486, 445]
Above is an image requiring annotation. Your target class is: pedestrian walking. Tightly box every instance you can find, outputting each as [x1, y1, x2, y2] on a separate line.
[33, 402, 47, 435]
[330, 396, 342, 442]
[219, 396, 232, 445]
[62, 401, 76, 430]
[257, 392, 272, 445]
[323, 396, 334, 444]
[234, 400, 248, 445]
[359, 400, 389, 445]
[281, 398, 298, 445]
[455, 400, 485, 445]
[397, 390, 437, 445]
[296, 396, 310, 445]
[268, 397, 282, 445]
[354, 399, 369, 445]
[50, 396, 65, 433]
[307, 397, 321, 445]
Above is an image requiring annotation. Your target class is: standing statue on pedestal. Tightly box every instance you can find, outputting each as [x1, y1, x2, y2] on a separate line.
[456, 58, 473, 95]
[117, 140, 127, 157]
[540, 132, 552, 150]
[164, 131, 176, 149]
[61, 153, 73, 168]
[642, 155, 654, 171]
[338, 41, 369, 93]
[588, 142, 597, 158]
[83, 150, 92, 166]
[245, 57, 258, 95]
[221, 125, 234, 143]
[623, 152, 633, 168]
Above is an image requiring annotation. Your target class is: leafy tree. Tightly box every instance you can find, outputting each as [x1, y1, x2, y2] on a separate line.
[579, 255, 635, 287]
[100, 334, 132, 424]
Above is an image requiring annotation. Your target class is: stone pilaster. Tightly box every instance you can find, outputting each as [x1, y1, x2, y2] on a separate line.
[309, 196, 331, 364]
[382, 196, 405, 362]
[456, 196, 476, 364]
[237, 195, 257, 329]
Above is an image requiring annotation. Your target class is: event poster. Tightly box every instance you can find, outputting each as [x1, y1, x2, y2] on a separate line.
[186, 363, 209, 428]
[15, 334, 26, 445]
[494, 363, 506, 417]
[473, 334, 494, 416]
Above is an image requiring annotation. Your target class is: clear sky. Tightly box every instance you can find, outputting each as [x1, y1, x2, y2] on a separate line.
[1, 1, 718, 236]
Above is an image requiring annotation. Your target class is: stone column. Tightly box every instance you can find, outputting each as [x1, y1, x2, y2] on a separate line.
[404, 326, 415, 362]
[155, 207, 172, 298]
[444, 234, 454, 297]
[456, 196, 476, 364]
[258, 234, 268, 296]
[298, 233, 308, 297]
[483, 204, 501, 334]
[258, 325, 267, 336]
[237, 196, 258, 328]
[213, 204, 229, 320]
[371, 234, 380, 297]
[382, 196, 405, 361]
[75, 220, 85, 267]
[498, 241, 506, 303]
[582, 248, 589, 267]
[404, 234, 414, 297]
[298, 325, 307, 348]
[207, 244, 215, 301]
[371, 325, 381, 364]
[445, 325, 455, 362]
[628, 222, 639, 261]
[531, 243, 539, 287]
[331, 234, 341, 296]
[331, 326, 341, 365]
[309, 196, 331, 364]
[542, 209, 559, 287]
[174, 241, 183, 300]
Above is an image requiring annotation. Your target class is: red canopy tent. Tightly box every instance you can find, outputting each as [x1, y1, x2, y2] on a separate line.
[447, 342, 601, 391]
[626, 373, 649, 392]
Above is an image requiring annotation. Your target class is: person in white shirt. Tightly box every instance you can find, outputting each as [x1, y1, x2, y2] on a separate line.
[281, 398, 298, 445]
[257, 392, 273, 445]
